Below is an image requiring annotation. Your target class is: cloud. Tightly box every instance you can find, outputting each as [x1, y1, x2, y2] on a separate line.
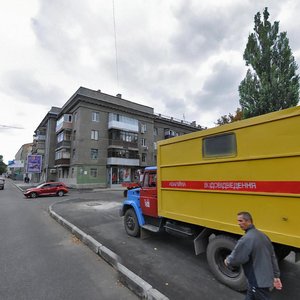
[2, 70, 66, 106]
[170, 1, 248, 62]
[1, 0, 300, 163]
[188, 61, 243, 116]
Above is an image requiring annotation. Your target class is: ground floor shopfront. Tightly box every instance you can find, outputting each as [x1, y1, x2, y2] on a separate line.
[55, 164, 144, 189]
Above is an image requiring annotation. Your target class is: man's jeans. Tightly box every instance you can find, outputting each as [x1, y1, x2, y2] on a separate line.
[245, 286, 271, 300]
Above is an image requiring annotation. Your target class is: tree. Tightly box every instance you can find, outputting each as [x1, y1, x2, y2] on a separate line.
[239, 7, 299, 118]
[215, 108, 243, 126]
[0, 155, 7, 174]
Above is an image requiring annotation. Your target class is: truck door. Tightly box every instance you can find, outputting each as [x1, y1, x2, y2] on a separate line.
[140, 171, 158, 217]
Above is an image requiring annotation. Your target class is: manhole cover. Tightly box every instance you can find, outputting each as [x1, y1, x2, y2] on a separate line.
[86, 202, 102, 207]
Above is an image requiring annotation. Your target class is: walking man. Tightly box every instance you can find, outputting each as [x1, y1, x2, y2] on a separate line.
[224, 211, 282, 299]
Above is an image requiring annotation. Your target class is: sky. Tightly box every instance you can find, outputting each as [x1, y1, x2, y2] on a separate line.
[1, 0, 300, 164]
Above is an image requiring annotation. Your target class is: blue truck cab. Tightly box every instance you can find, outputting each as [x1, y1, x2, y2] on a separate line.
[120, 166, 159, 237]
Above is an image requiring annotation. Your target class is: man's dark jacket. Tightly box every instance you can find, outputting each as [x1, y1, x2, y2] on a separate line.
[226, 225, 280, 288]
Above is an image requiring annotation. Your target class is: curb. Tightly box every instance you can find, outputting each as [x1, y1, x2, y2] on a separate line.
[48, 204, 169, 300]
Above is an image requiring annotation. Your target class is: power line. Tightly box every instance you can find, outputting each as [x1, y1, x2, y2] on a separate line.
[0, 124, 24, 129]
[112, 0, 119, 88]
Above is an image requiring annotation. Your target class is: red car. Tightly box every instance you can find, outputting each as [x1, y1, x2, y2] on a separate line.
[24, 182, 68, 198]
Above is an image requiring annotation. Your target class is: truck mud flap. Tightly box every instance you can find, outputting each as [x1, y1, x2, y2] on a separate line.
[140, 226, 159, 239]
[193, 228, 213, 255]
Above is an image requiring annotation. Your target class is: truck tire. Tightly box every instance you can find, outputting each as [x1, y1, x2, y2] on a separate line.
[206, 235, 247, 292]
[124, 208, 140, 237]
[274, 244, 291, 261]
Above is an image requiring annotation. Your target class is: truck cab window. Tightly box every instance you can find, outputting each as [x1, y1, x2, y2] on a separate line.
[143, 172, 156, 187]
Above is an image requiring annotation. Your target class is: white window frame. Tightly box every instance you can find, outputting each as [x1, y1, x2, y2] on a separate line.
[91, 130, 99, 140]
[92, 111, 100, 122]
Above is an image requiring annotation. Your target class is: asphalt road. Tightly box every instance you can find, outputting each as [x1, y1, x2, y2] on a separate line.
[0, 180, 138, 300]
[49, 190, 300, 300]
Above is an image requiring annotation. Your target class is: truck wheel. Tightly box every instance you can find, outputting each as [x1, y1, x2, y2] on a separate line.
[206, 235, 247, 292]
[124, 208, 140, 237]
[274, 244, 291, 261]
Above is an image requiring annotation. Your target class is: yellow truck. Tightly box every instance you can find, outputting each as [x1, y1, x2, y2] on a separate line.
[120, 106, 300, 291]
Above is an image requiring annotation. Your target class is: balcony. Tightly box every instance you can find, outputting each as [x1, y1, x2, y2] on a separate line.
[56, 114, 73, 133]
[56, 122, 72, 133]
[54, 158, 70, 166]
[107, 157, 139, 166]
[108, 120, 139, 132]
[56, 140, 71, 149]
[164, 128, 178, 139]
[36, 134, 46, 141]
[36, 149, 45, 155]
[31, 143, 45, 154]
[108, 139, 138, 149]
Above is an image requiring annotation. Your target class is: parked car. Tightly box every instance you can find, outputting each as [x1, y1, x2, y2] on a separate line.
[24, 182, 68, 198]
[0, 177, 5, 190]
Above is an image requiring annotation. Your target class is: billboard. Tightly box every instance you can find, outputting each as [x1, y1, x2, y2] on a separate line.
[7, 160, 24, 168]
[26, 155, 42, 173]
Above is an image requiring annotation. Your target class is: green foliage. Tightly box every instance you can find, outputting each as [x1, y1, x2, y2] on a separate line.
[215, 108, 243, 126]
[0, 155, 7, 174]
[239, 7, 299, 118]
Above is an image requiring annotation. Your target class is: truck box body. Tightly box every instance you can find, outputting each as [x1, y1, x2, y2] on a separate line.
[157, 106, 300, 249]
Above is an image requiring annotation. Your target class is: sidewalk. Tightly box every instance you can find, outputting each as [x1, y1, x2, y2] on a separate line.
[11, 179, 168, 300]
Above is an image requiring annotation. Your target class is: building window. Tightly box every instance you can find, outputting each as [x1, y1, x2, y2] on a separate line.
[72, 148, 76, 158]
[57, 131, 71, 143]
[55, 149, 70, 160]
[92, 111, 100, 122]
[142, 153, 147, 162]
[65, 131, 71, 141]
[108, 149, 139, 159]
[90, 168, 98, 177]
[154, 127, 158, 136]
[164, 129, 178, 139]
[74, 112, 78, 122]
[91, 148, 98, 160]
[109, 113, 138, 126]
[141, 138, 146, 147]
[56, 114, 73, 132]
[57, 132, 64, 143]
[91, 130, 99, 140]
[108, 129, 138, 143]
[141, 123, 147, 133]
[203, 133, 237, 158]
[73, 130, 76, 141]
[71, 168, 74, 177]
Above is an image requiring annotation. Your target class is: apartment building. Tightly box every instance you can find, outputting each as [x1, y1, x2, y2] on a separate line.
[31, 106, 61, 183]
[8, 143, 33, 180]
[33, 87, 202, 188]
